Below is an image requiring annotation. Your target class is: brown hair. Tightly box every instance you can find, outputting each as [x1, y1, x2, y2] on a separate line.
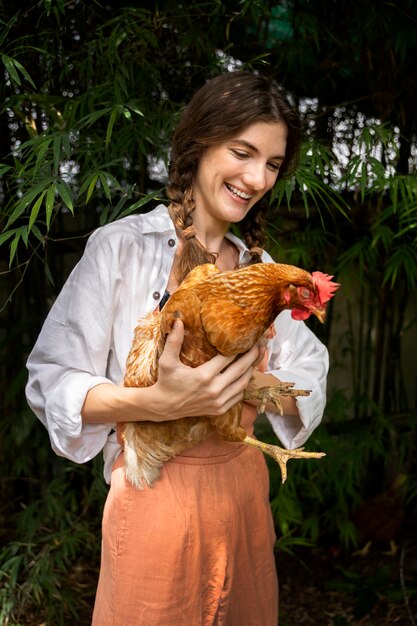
[167, 71, 302, 282]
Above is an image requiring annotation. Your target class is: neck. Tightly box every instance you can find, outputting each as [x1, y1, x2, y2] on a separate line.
[167, 203, 239, 270]
[191, 211, 230, 254]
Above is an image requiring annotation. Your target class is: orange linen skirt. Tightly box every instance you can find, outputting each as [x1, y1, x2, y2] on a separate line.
[92, 437, 278, 626]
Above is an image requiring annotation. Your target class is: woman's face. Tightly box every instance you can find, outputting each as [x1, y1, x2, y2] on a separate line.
[192, 120, 287, 231]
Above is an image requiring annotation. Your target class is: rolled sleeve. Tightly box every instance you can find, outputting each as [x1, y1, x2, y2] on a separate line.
[26, 229, 122, 464]
[265, 310, 329, 449]
[44, 372, 113, 463]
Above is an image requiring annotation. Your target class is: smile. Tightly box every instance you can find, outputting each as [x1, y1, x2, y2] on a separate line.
[225, 183, 253, 200]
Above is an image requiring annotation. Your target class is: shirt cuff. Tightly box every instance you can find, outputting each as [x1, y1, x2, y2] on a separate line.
[44, 374, 114, 463]
[264, 368, 325, 449]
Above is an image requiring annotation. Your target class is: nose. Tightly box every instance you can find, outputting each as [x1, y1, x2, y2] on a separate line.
[242, 162, 268, 191]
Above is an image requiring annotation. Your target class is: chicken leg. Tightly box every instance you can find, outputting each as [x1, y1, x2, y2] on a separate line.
[243, 383, 325, 483]
[244, 381, 311, 415]
[243, 435, 325, 483]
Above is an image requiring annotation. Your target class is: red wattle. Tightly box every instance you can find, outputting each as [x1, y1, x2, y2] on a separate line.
[291, 308, 310, 321]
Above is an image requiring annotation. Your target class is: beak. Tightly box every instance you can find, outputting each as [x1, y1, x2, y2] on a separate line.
[312, 306, 327, 324]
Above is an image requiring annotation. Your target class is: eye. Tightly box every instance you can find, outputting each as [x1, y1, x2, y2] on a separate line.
[230, 149, 249, 160]
[267, 161, 281, 172]
[300, 288, 311, 299]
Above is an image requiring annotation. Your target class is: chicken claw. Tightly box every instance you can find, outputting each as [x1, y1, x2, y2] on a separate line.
[244, 382, 311, 415]
[243, 435, 325, 483]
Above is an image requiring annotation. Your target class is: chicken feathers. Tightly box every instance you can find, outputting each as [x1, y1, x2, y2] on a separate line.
[123, 262, 339, 488]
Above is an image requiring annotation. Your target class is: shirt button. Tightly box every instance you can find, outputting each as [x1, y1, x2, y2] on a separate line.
[152, 291, 160, 300]
[168, 238, 176, 247]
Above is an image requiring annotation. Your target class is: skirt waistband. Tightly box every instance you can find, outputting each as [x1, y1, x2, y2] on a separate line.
[116, 422, 248, 465]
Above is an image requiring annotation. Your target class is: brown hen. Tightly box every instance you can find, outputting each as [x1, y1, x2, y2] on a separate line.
[123, 262, 339, 489]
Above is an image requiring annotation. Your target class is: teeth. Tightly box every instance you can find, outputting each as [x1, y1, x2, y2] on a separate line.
[226, 183, 252, 200]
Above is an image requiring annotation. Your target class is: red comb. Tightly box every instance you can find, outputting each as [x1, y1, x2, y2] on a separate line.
[312, 271, 340, 304]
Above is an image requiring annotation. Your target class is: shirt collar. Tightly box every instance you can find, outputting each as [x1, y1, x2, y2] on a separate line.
[141, 204, 176, 235]
[225, 231, 253, 264]
[142, 203, 254, 263]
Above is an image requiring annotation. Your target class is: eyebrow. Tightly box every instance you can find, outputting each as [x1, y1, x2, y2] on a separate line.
[231, 139, 285, 161]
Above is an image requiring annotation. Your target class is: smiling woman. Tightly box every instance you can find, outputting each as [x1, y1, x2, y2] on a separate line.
[25, 71, 330, 626]
[167, 71, 302, 283]
[191, 121, 288, 234]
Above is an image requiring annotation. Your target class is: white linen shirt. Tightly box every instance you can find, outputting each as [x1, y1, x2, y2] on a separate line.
[26, 204, 329, 483]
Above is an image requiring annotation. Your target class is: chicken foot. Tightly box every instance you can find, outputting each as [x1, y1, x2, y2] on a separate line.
[243, 435, 325, 484]
[243, 383, 324, 482]
[244, 382, 311, 415]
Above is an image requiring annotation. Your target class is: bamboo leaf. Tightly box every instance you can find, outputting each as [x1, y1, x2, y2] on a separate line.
[33, 139, 51, 178]
[105, 109, 119, 148]
[9, 58, 36, 88]
[45, 185, 56, 228]
[62, 132, 71, 158]
[9, 230, 22, 266]
[122, 107, 132, 120]
[99, 204, 111, 225]
[2, 54, 21, 85]
[5, 184, 48, 229]
[98, 172, 111, 200]
[22, 226, 29, 247]
[53, 134, 61, 175]
[126, 102, 144, 117]
[77, 107, 113, 128]
[360, 162, 367, 201]
[28, 190, 47, 232]
[31, 224, 44, 244]
[0, 164, 12, 176]
[108, 188, 164, 222]
[0, 14, 19, 48]
[383, 245, 417, 288]
[100, 188, 130, 225]
[55, 180, 74, 213]
[78, 172, 97, 197]
[103, 172, 121, 189]
[44, 261, 55, 286]
[0, 228, 20, 247]
[85, 173, 99, 203]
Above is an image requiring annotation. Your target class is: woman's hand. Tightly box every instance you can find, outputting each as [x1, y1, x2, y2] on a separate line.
[153, 319, 260, 420]
[81, 319, 261, 424]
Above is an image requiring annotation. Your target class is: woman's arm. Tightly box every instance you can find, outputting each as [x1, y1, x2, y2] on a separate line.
[261, 311, 329, 448]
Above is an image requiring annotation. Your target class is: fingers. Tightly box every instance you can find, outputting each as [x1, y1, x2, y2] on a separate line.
[160, 319, 184, 366]
[203, 344, 259, 377]
[157, 333, 262, 419]
[200, 347, 260, 414]
[253, 343, 267, 369]
[167, 318, 185, 342]
[215, 345, 260, 383]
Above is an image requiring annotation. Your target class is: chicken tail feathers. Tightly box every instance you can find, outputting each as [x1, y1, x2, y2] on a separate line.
[123, 422, 176, 489]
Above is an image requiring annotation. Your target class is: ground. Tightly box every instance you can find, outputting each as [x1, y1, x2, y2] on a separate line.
[278, 526, 417, 626]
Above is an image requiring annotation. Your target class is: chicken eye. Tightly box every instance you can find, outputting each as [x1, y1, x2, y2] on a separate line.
[300, 288, 311, 299]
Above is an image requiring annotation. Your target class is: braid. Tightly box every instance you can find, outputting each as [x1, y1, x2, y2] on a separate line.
[240, 197, 269, 264]
[167, 178, 216, 283]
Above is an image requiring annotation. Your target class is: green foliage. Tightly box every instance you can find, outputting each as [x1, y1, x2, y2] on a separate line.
[257, 396, 417, 553]
[327, 563, 417, 620]
[0, 454, 106, 625]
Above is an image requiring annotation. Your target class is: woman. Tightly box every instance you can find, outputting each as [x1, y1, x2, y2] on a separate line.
[26, 71, 329, 625]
